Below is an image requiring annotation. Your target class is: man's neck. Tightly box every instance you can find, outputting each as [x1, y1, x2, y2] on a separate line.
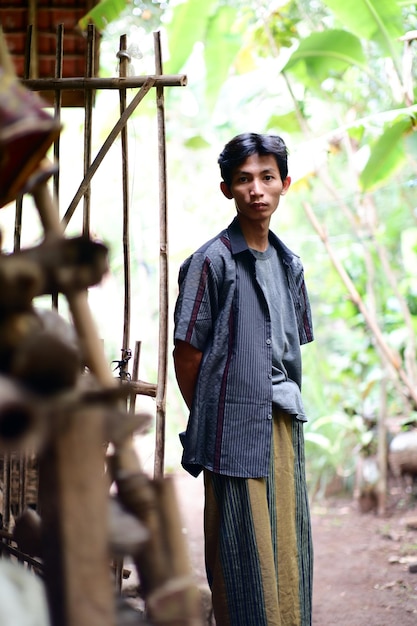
[237, 216, 270, 252]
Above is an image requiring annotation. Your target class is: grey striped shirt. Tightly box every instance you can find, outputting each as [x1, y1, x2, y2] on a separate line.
[174, 216, 313, 478]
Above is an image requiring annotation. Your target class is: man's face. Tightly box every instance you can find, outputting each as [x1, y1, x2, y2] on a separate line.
[220, 153, 291, 224]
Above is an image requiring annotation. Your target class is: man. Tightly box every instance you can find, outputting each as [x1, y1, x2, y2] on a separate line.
[173, 133, 314, 626]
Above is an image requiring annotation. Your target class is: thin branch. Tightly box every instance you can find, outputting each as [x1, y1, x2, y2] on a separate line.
[303, 201, 417, 407]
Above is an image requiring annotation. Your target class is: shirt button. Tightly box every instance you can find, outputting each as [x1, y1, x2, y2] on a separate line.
[267, 414, 272, 420]
[268, 373, 272, 379]
[266, 338, 271, 345]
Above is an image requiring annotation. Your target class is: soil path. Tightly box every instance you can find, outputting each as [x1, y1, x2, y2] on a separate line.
[172, 473, 417, 626]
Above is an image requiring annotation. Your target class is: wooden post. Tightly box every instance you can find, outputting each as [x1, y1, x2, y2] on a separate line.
[82, 24, 95, 237]
[154, 31, 168, 479]
[118, 33, 131, 359]
[38, 407, 113, 626]
[13, 23, 33, 253]
[52, 23, 63, 312]
[53, 24, 63, 205]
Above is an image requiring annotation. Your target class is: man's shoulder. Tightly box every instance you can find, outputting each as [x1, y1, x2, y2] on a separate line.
[269, 231, 303, 269]
[195, 227, 230, 255]
[181, 227, 232, 270]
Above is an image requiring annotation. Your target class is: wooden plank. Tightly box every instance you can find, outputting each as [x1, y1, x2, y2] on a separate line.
[39, 406, 115, 626]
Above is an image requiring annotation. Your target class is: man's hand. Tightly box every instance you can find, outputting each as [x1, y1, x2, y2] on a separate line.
[173, 340, 203, 409]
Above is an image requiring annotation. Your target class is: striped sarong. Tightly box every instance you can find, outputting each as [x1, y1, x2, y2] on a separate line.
[204, 410, 313, 626]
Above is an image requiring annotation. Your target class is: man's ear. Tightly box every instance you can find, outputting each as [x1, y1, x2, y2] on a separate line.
[220, 181, 234, 199]
[281, 176, 291, 195]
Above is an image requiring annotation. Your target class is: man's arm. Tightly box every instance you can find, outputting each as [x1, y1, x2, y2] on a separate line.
[173, 339, 203, 409]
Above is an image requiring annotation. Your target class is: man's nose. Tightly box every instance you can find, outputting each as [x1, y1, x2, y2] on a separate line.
[249, 179, 262, 195]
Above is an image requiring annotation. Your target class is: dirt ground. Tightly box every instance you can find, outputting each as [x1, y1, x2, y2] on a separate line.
[171, 473, 417, 626]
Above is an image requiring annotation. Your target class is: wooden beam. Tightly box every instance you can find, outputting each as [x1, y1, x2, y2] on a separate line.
[23, 75, 187, 91]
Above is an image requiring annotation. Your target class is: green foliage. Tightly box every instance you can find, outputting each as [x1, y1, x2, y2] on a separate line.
[164, 0, 242, 111]
[78, 0, 127, 31]
[163, 0, 218, 74]
[359, 117, 412, 191]
[267, 111, 301, 134]
[79, 0, 167, 33]
[322, 0, 403, 61]
[304, 412, 368, 496]
[204, 6, 242, 110]
[283, 30, 367, 83]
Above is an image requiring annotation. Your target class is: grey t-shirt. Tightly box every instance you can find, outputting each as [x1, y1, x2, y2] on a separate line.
[252, 245, 306, 421]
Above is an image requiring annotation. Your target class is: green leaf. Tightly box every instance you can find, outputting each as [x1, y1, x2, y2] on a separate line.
[184, 135, 211, 149]
[347, 125, 365, 145]
[323, 0, 403, 57]
[204, 6, 241, 111]
[304, 432, 331, 449]
[267, 112, 302, 134]
[359, 117, 413, 191]
[164, 0, 218, 74]
[405, 128, 417, 158]
[283, 30, 366, 82]
[78, 0, 126, 31]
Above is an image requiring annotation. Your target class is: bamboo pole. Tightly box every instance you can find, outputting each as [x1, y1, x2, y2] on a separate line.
[111, 38, 132, 594]
[13, 23, 34, 252]
[53, 24, 63, 206]
[82, 25, 94, 237]
[28, 0, 37, 79]
[154, 31, 168, 480]
[23, 75, 187, 91]
[129, 340, 142, 415]
[118, 34, 131, 356]
[52, 24, 63, 312]
[129, 379, 157, 397]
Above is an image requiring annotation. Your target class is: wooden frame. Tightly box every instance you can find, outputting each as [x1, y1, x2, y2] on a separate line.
[0, 23, 199, 626]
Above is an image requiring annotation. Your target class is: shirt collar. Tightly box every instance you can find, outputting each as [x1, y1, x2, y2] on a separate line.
[227, 216, 296, 264]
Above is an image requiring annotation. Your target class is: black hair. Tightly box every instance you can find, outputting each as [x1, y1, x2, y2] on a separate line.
[218, 132, 288, 188]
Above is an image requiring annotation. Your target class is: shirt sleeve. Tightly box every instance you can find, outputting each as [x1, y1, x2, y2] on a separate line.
[287, 257, 314, 345]
[173, 252, 220, 352]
